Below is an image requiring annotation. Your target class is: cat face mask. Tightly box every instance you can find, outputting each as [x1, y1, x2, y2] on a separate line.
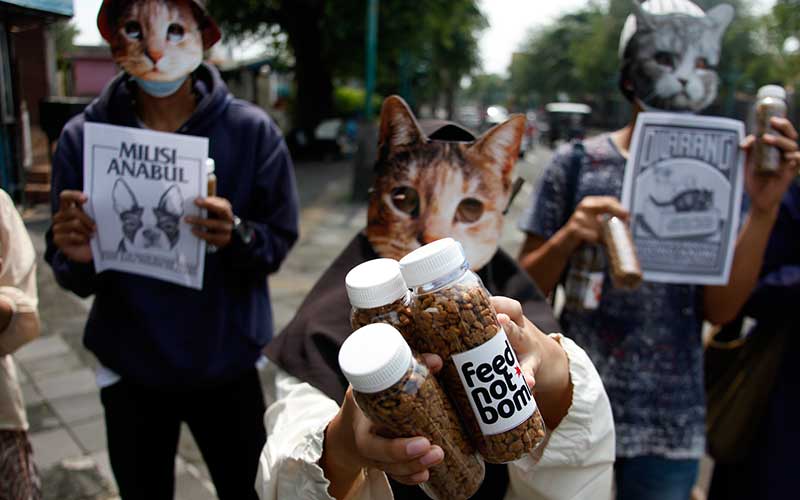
[367, 96, 524, 271]
[98, 0, 221, 86]
[619, 0, 734, 113]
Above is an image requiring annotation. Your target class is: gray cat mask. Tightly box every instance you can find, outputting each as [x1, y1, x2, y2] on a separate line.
[620, 1, 734, 113]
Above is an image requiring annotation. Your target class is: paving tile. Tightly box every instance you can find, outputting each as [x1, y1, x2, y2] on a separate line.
[21, 382, 43, 406]
[30, 427, 84, 469]
[49, 392, 103, 424]
[174, 458, 216, 500]
[15, 336, 70, 364]
[70, 417, 107, 454]
[178, 424, 203, 463]
[21, 351, 85, 381]
[26, 402, 61, 432]
[35, 368, 95, 400]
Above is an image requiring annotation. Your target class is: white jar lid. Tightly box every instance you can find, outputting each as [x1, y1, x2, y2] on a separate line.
[757, 84, 786, 101]
[399, 238, 467, 287]
[345, 258, 408, 309]
[206, 158, 215, 174]
[339, 323, 413, 394]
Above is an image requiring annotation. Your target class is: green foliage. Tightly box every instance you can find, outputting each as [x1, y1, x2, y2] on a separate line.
[333, 86, 382, 116]
[508, 0, 797, 125]
[51, 20, 79, 70]
[208, 0, 486, 125]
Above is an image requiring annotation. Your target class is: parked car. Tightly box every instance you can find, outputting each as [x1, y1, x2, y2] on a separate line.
[544, 102, 591, 148]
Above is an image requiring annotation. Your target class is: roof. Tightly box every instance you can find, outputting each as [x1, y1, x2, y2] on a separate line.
[0, 0, 72, 16]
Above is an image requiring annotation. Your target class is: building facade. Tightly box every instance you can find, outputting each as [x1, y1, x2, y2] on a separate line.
[0, 0, 71, 198]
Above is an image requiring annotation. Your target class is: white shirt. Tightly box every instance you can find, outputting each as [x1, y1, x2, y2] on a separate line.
[256, 335, 615, 500]
[0, 189, 39, 431]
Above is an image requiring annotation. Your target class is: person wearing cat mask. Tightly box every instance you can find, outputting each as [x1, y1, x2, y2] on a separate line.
[257, 95, 616, 500]
[518, 1, 800, 499]
[44, 1, 299, 499]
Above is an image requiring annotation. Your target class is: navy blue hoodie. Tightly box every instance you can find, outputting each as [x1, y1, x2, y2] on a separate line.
[45, 63, 299, 389]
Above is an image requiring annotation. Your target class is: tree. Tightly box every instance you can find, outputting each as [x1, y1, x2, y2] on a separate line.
[208, 0, 486, 132]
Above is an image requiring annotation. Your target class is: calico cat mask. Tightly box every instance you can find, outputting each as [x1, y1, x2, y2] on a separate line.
[619, 0, 734, 113]
[97, 0, 220, 92]
[367, 96, 525, 271]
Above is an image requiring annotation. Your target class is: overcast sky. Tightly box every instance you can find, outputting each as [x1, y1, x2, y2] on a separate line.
[73, 0, 776, 74]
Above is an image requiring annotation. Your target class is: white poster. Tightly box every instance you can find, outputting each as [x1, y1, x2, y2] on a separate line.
[621, 112, 745, 285]
[83, 123, 209, 289]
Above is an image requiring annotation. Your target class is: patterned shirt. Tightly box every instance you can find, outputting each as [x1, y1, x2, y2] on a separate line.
[519, 134, 705, 459]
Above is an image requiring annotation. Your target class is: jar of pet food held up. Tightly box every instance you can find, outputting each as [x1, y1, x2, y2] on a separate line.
[754, 85, 787, 175]
[399, 238, 546, 464]
[205, 158, 218, 253]
[206, 158, 217, 197]
[601, 215, 642, 290]
[339, 324, 485, 500]
[346, 259, 417, 348]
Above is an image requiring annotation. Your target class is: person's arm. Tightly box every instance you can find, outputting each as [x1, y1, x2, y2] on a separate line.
[492, 296, 615, 499]
[44, 119, 98, 298]
[519, 196, 628, 296]
[507, 335, 615, 500]
[255, 362, 392, 500]
[222, 119, 299, 278]
[704, 118, 800, 325]
[0, 191, 40, 355]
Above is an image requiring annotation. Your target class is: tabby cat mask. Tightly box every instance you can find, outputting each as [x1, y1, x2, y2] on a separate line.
[367, 96, 524, 271]
[620, 0, 734, 113]
[98, 0, 219, 84]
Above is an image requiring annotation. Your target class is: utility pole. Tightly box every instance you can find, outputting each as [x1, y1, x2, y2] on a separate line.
[352, 0, 379, 202]
[364, 0, 378, 118]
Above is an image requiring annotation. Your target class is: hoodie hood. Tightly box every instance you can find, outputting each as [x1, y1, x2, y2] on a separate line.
[83, 62, 232, 134]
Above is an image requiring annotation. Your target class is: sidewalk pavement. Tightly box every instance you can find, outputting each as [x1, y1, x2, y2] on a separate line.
[15, 150, 550, 499]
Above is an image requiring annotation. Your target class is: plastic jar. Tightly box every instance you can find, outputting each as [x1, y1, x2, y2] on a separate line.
[206, 158, 217, 197]
[399, 238, 546, 464]
[345, 259, 417, 347]
[339, 323, 485, 500]
[600, 215, 642, 290]
[754, 84, 787, 175]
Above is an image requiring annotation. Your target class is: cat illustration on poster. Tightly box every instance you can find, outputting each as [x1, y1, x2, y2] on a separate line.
[112, 178, 184, 253]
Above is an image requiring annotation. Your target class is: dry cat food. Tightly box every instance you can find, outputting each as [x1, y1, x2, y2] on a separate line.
[601, 215, 642, 290]
[346, 258, 417, 348]
[399, 238, 546, 464]
[339, 323, 485, 500]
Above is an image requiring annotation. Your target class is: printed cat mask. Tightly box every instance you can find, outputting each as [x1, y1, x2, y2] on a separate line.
[367, 96, 525, 271]
[98, 0, 220, 83]
[619, 0, 734, 112]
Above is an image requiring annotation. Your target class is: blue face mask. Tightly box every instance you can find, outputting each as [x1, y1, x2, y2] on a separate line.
[132, 76, 188, 98]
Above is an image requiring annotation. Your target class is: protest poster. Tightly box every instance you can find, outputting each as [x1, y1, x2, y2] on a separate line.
[83, 123, 209, 289]
[620, 112, 744, 285]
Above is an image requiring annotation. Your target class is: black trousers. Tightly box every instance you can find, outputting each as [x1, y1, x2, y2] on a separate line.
[100, 369, 266, 500]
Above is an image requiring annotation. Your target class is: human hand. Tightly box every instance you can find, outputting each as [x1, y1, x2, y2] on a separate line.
[322, 353, 445, 495]
[743, 117, 800, 218]
[52, 190, 95, 263]
[565, 196, 629, 245]
[186, 197, 234, 248]
[491, 296, 572, 428]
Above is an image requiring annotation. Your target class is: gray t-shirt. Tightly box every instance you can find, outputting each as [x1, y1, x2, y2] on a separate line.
[520, 134, 705, 459]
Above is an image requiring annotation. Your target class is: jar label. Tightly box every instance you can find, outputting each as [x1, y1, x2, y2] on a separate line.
[452, 328, 536, 435]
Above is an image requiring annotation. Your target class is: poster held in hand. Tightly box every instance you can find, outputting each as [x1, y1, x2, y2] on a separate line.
[620, 112, 744, 285]
[83, 123, 209, 289]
